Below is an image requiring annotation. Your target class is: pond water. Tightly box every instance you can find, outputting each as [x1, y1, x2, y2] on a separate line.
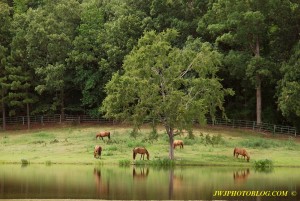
[0, 164, 299, 200]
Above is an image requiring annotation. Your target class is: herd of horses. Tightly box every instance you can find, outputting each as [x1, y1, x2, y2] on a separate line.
[93, 130, 251, 162]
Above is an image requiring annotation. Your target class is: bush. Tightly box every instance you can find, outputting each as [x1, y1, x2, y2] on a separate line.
[21, 159, 30, 165]
[199, 133, 225, 146]
[254, 159, 273, 172]
[45, 160, 52, 166]
[119, 159, 131, 167]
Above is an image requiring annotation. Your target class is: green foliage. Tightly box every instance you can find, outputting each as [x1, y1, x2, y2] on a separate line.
[254, 159, 273, 172]
[278, 42, 300, 119]
[45, 160, 52, 166]
[106, 145, 118, 151]
[0, 0, 299, 130]
[21, 159, 30, 165]
[199, 133, 225, 146]
[118, 159, 131, 167]
[150, 158, 175, 167]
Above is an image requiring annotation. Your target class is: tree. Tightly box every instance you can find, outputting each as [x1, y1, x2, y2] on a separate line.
[25, 0, 81, 118]
[278, 41, 300, 124]
[7, 2, 37, 129]
[101, 29, 233, 159]
[69, 0, 146, 116]
[198, 0, 296, 124]
[0, 1, 11, 130]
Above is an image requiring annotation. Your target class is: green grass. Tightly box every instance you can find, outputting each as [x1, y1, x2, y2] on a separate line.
[0, 124, 299, 167]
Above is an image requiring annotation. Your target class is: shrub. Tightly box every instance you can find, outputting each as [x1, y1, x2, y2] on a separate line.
[254, 159, 273, 172]
[21, 159, 30, 165]
[119, 159, 131, 167]
[45, 160, 52, 166]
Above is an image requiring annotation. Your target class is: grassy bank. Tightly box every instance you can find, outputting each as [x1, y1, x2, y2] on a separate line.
[0, 124, 299, 167]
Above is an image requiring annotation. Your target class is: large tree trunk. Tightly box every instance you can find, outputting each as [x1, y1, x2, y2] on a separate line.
[166, 126, 175, 160]
[255, 37, 262, 124]
[256, 75, 262, 124]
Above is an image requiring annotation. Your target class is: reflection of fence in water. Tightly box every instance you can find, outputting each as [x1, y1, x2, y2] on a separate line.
[1, 114, 297, 137]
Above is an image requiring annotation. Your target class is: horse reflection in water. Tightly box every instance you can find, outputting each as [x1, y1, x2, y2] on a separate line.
[233, 169, 250, 185]
[94, 168, 110, 196]
[132, 167, 149, 180]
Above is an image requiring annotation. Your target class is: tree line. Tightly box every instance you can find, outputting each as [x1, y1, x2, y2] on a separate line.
[0, 0, 300, 130]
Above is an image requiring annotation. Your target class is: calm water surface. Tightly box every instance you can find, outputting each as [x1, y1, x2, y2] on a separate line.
[0, 164, 299, 200]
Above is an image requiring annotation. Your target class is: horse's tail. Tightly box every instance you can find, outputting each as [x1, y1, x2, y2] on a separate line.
[233, 148, 236, 156]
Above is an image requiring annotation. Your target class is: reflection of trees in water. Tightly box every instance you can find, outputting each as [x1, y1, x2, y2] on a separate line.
[233, 169, 250, 185]
[169, 169, 184, 200]
[94, 168, 110, 196]
[132, 167, 149, 180]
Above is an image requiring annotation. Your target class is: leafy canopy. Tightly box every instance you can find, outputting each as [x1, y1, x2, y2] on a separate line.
[101, 29, 233, 130]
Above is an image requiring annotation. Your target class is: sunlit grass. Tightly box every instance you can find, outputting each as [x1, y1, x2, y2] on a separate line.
[0, 124, 299, 166]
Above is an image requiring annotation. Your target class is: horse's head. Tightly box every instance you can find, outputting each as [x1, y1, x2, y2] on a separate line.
[146, 151, 150, 160]
[246, 156, 250, 162]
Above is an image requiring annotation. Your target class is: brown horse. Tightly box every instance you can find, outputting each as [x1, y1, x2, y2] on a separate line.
[96, 131, 111, 140]
[94, 145, 102, 158]
[234, 147, 250, 162]
[133, 147, 149, 160]
[173, 140, 184, 149]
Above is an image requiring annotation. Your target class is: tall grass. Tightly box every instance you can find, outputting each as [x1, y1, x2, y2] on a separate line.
[241, 137, 297, 149]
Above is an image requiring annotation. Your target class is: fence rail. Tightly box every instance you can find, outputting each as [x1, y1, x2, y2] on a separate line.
[0, 114, 297, 136]
[207, 118, 297, 137]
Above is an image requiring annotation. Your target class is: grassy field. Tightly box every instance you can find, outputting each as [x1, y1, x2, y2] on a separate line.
[0, 123, 299, 167]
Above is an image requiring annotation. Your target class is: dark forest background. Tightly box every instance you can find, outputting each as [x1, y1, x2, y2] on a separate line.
[1, 0, 300, 129]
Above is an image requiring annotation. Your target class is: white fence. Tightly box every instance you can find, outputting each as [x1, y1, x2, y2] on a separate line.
[0, 114, 298, 137]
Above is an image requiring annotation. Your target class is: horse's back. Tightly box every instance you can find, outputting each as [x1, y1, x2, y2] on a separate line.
[174, 140, 183, 145]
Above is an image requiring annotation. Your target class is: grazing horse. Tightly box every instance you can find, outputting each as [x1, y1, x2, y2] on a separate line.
[173, 140, 184, 149]
[133, 147, 150, 160]
[94, 145, 102, 158]
[96, 131, 111, 140]
[234, 147, 250, 162]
